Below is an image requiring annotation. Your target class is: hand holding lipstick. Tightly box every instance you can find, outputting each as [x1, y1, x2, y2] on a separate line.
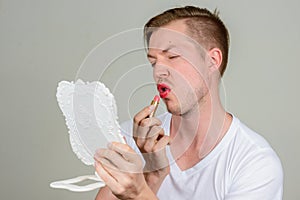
[133, 95, 170, 193]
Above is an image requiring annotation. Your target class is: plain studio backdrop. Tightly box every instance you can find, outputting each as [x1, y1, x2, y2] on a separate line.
[0, 0, 299, 199]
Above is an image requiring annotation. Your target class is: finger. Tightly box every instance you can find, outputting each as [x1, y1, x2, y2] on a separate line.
[95, 148, 132, 170]
[96, 157, 119, 171]
[97, 158, 135, 185]
[134, 117, 162, 137]
[154, 135, 171, 152]
[94, 148, 114, 160]
[108, 142, 143, 170]
[134, 118, 162, 146]
[147, 125, 163, 138]
[142, 127, 164, 152]
[134, 124, 150, 140]
[133, 105, 155, 135]
[108, 142, 136, 154]
[138, 117, 162, 128]
[133, 105, 155, 125]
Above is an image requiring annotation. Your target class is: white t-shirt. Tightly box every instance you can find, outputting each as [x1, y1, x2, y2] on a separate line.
[121, 113, 283, 200]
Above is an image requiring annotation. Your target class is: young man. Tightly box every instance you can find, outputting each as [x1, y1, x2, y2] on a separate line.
[94, 6, 283, 199]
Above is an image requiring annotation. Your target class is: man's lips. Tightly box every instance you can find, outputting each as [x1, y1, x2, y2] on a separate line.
[157, 83, 171, 98]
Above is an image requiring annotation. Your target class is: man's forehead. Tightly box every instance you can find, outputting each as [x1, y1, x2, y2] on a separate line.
[148, 27, 191, 48]
[147, 28, 206, 55]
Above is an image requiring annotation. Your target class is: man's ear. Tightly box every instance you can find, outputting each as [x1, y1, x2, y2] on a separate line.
[208, 48, 222, 73]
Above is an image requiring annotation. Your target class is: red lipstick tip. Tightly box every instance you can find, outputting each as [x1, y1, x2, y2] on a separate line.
[154, 95, 160, 102]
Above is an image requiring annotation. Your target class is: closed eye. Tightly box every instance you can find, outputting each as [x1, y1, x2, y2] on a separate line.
[150, 61, 156, 67]
[148, 58, 156, 67]
[168, 55, 180, 59]
[147, 54, 157, 67]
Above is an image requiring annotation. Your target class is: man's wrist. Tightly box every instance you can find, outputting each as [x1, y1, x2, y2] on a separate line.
[134, 184, 158, 200]
[144, 168, 169, 193]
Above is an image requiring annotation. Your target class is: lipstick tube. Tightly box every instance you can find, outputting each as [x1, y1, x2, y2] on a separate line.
[149, 95, 160, 118]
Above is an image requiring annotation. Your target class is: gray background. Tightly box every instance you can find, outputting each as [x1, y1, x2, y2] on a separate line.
[0, 0, 299, 199]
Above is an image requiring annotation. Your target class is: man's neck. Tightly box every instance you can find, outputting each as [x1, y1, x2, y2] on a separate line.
[169, 92, 232, 170]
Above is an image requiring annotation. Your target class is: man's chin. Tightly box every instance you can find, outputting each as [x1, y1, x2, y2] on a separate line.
[166, 105, 182, 116]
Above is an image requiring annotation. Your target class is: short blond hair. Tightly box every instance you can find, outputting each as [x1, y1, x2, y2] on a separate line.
[144, 6, 230, 76]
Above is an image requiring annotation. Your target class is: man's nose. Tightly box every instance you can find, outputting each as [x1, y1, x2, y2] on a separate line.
[153, 63, 170, 81]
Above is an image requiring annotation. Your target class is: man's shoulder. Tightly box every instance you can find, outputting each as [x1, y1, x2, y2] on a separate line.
[228, 115, 283, 177]
[232, 116, 274, 151]
[224, 116, 283, 197]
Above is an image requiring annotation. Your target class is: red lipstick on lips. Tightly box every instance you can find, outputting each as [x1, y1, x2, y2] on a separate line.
[157, 83, 171, 98]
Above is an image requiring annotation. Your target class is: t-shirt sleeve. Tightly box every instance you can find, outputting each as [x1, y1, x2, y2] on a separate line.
[119, 120, 141, 154]
[225, 149, 283, 200]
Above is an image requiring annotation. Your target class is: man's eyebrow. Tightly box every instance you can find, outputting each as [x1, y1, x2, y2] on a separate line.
[162, 45, 176, 53]
[147, 45, 177, 58]
[147, 53, 156, 59]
